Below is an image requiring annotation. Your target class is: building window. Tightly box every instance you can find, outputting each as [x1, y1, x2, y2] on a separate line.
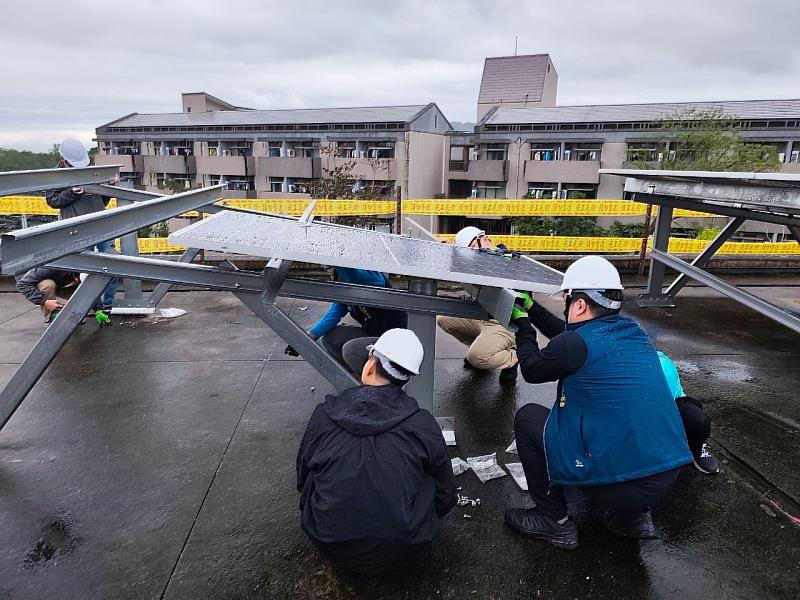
[564, 143, 601, 161]
[527, 182, 558, 199]
[530, 145, 559, 161]
[364, 142, 394, 159]
[561, 184, 598, 199]
[337, 142, 356, 158]
[434, 114, 438, 128]
[474, 181, 506, 199]
[449, 145, 469, 171]
[484, 144, 508, 161]
[227, 177, 253, 191]
[268, 142, 283, 158]
[269, 176, 284, 193]
[626, 142, 662, 162]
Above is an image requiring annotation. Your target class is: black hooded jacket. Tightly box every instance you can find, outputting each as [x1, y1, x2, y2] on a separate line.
[297, 384, 456, 546]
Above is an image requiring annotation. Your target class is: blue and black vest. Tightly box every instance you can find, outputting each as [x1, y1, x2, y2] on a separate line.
[544, 315, 692, 486]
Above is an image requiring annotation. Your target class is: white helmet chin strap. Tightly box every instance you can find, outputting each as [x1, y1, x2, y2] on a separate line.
[568, 289, 622, 310]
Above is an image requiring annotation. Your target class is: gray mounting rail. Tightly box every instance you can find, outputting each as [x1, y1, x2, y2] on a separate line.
[600, 169, 800, 334]
[0, 165, 121, 196]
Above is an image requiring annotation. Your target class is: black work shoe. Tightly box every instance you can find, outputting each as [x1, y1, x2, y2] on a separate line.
[463, 357, 481, 372]
[504, 508, 578, 550]
[603, 510, 658, 540]
[693, 443, 720, 475]
[499, 363, 518, 384]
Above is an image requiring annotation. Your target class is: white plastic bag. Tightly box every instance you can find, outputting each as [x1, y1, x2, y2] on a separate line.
[466, 452, 507, 483]
[505, 439, 518, 454]
[505, 462, 528, 490]
[451, 457, 470, 476]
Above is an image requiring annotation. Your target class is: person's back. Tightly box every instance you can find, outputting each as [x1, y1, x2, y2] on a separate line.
[296, 329, 455, 574]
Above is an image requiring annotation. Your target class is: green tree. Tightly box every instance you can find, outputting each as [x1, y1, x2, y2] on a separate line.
[650, 108, 782, 172]
[0, 146, 61, 171]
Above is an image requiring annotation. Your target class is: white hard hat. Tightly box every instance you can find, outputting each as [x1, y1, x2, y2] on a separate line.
[367, 328, 424, 379]
[58, 138, 90, 168]
[455, 226, 485, 248]
[561, 256, 623, 292]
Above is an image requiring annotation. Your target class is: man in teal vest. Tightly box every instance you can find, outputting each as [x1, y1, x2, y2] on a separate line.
[505, 256, 693, 549]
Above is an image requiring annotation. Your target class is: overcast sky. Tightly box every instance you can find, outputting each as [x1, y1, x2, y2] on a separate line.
[2, 0, 798, 151]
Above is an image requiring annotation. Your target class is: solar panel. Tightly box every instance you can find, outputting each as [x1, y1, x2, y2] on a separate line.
[170, 211, 563, 292]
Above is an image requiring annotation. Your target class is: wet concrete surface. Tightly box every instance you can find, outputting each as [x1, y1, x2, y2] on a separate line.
[0, 286, 798, 599]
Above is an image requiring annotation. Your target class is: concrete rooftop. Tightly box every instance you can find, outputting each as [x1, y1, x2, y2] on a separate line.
[0, 281, 798, 599]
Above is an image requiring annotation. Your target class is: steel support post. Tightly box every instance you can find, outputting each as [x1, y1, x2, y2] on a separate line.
[0, 165, 120, 196]
[662, 217, 745, 299]
[789, 225, 800, 245]
[235, 291, 359, 391]
[147, 248, 201, 307]
[638, 205, 674, 307]
[0, 274, 111, 431]
[404, 279, 439, 413]
[0, 185, 224, 275]
[651, 250, 800, 334]
[115, 197, 144, 303]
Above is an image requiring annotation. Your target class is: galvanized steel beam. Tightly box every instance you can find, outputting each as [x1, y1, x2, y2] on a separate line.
[651, 250, 800, 334]
[0, 185, 224, 275]
[48, 253, 489, 319]
[147, 248, 201, 306]
[235, 291, 359, 391]
[632, 194, 799, 227]
[0, 274, 112, 430]
[0, 166, 121, 196]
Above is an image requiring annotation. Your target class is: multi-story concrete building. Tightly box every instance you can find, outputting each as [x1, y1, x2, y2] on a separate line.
[94, 56, 800, 240]
[95, 95, 450, 207]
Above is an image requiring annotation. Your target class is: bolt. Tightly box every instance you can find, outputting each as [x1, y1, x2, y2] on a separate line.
[234, 283, 241, 288]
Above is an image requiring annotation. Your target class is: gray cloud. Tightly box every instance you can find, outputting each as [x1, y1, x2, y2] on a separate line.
[1, 0, 798, 150]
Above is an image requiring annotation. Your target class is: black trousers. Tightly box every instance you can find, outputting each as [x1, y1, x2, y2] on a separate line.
[675, 396, 712, 459]
[312, 537, 429, 576]
[514, 403, 684, 522]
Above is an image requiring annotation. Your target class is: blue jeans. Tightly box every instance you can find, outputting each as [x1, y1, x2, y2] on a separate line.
[95, 241, 118, 307]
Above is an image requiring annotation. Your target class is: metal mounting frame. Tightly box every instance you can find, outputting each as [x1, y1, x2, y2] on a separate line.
[607, 171, 800, 333]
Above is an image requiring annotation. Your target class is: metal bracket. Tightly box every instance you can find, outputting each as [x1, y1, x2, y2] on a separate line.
[0, 274, 111, 429]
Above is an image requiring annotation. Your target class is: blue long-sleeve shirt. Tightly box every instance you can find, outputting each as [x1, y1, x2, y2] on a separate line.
[308, 268, 391, 338]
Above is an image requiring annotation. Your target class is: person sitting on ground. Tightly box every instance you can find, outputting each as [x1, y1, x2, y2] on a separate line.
[45, 137, 118, 309]
[296, 329, 456, 575]
[285, 266, 407, 374]
[657, 351, 720, 474]
[16, 267, 110, 325]
[505, 256, 692, 549]
[436, 226, 519, 384]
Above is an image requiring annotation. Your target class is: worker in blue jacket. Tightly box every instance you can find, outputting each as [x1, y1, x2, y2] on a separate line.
[285, 267, 407, 374]
[505, 256, 693, 550]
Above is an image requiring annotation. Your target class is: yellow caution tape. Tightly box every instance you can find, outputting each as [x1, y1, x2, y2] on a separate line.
[0, 196, 709, 217]
[437, 235, 800, 255]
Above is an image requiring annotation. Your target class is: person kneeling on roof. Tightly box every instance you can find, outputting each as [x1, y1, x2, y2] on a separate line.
[436, 226, 519, 384]
[505, 256, 692, 549]
[296, 329, 456, 575]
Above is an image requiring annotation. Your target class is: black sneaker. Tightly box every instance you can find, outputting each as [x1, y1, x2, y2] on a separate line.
[693, 443, 720, 474]
[463, 357, 481, 372]
[504, 508, 578, 550]
[499, 363, 518, 384]
[603, 510, 658, 540]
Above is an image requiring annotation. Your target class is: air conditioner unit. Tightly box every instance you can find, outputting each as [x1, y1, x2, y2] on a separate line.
[287, 149, 296, 157]
[288, 184, 297, 193]
[222, 150, 231, 156]
[359, 151, 366, 158]
[793, 151, 800, 162]
[779, 152, 785, 162]
[563, 150, 571, 160]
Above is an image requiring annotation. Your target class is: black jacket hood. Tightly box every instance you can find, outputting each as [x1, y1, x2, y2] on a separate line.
[323, 385, 420, 436]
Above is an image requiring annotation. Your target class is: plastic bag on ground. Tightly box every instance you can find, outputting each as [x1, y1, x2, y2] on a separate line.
[506, 439, 517, 454]
[157, 308, 187, 318]
[451, 457, 470, 476]
[505, 462, 528, 490]
[466, 452, 507, 483]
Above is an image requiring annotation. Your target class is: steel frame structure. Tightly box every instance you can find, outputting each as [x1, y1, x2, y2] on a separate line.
[0, 166, 516, 431]
[599, 169, 800, 334]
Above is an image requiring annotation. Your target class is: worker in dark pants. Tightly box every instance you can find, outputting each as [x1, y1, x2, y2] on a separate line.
[658, 351, 719, 474]
[285, 267, 407, 372]
[297, 329, 456, 575]
[46, 137, 118, 309]
[505, 256, 692, 549]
